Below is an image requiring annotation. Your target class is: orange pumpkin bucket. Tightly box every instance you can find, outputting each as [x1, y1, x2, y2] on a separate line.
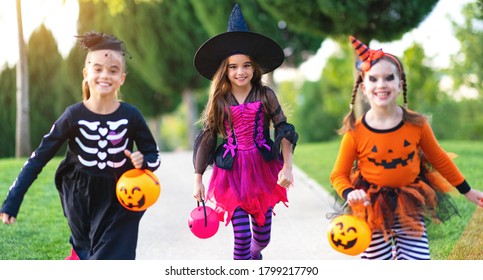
[116, 169, 161, 211]
[327, 214, 372, 256]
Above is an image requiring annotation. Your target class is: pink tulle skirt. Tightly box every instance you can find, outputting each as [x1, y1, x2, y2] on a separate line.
[207, 147, 288, 226]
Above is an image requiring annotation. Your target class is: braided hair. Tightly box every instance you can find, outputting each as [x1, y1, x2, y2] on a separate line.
[337, 55, 424, 134]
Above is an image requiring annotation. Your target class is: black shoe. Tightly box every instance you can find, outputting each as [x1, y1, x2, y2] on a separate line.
[251, 253, 262, 260]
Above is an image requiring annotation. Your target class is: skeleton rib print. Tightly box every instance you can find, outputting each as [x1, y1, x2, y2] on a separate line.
[0, 102, 161, 220]
[76, 119, 129, 170]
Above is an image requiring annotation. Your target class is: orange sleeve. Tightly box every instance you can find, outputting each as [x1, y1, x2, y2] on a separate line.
[419, 121, 465, 186]
[330, 132, 357, 199]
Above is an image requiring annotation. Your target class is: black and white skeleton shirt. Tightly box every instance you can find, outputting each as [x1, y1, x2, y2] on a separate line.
[1, 102, 161, 217]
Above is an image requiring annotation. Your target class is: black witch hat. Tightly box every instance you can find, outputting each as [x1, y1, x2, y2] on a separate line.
[194, 4, 284, 80]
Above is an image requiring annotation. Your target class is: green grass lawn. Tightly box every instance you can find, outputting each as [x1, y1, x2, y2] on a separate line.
[0, 140, 481, 260]
[293, 140, 483, 260]
[0, 158, 71, 260]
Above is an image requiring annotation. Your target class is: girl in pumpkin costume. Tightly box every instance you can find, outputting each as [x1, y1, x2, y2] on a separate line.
[0, 32, 160, 259]
[192, 4, 298, 260]
[330, 36, 483, 260]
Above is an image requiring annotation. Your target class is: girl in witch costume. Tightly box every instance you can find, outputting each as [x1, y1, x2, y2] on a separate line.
[192, 4, 298, 260]
[330, 36, 483, 260]
[0, 31, 160, 260]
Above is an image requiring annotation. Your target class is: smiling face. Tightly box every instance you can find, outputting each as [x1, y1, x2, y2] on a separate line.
[227, 54, 254, 91]
[83, 49, 126, 99]
[361, 58, 402, 109]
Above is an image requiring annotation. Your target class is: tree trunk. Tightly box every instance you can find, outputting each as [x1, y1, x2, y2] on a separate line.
[183, 88, 197, 150]
[148, 117, 162, 151]
[16, 0, 30, 157]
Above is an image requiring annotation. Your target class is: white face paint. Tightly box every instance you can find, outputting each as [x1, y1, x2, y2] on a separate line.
[361, 59, 402, 110]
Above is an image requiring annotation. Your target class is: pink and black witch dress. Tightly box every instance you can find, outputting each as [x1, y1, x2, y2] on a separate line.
[193, 85, 298, 226]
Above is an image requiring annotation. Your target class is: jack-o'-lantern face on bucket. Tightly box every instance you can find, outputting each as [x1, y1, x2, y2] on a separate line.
[118, 185, 145, 209]
[327, 215, 371, 256]
[367, 139, 415, 169]
[116, 169, 161, 211]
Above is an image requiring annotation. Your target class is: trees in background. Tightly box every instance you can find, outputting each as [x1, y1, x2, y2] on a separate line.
[0, 66, 16, 157]
[432, 1, 483, 141]
[447, 3, 482, 94]
[258, 0, 439, 116]
[402, 43, 441, 111]
[257, 0, 439, 41]
[0, 24, 68, 158]
[27, 25, 65, 151]
[1, 1, 481, 158]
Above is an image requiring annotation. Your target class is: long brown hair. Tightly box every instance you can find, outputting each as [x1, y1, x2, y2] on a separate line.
[199, 55, 266, 137]
[337, 55, 425, 134]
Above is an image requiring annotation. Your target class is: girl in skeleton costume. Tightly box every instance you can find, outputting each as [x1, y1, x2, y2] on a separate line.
[192, 4, 298, 260]
[330, 36, 483, 260]
[0, 32, 160, 260]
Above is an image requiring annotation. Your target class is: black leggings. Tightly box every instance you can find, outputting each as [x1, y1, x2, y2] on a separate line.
[60, 171, 144, 260]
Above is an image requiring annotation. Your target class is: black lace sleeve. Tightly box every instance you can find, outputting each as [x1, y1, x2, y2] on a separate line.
[264, 87, 298, 154]
[193, 127, 217, 174]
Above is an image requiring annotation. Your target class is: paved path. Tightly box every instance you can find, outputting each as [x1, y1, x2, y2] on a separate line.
[136, 151, 359, 260]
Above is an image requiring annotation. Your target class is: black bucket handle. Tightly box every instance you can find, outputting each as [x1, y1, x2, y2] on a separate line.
[197, 198, 208, 227]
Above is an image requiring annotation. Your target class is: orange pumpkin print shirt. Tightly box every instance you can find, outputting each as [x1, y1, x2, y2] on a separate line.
[330, 116, 465, 199]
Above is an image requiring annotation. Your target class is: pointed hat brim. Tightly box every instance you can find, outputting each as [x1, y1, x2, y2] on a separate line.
[194, 31, 284, 80]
